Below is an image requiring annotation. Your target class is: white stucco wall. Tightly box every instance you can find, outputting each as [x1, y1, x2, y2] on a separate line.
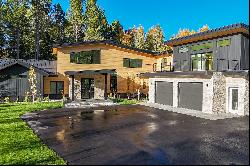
[148, 72, 249, 116]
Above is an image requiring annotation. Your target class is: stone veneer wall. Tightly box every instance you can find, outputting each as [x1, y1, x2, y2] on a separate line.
[212, 72, 227, 114]
[244, 78, 249, 115]
[69, 75, 105, 100]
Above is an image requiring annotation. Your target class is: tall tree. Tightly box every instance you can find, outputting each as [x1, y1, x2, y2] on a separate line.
[51, 3, 67, 44]
[145, 25, 166, 52]
[121, 29, 133, 47]
[2, 0, 30, 59]
[132, 25, 145, 49]
[83, 0, 109, 41]
[0, 1, 5, 57]
[67, 0, 84, 42]
[30, 0, 52, 59]
[107, 20, 124, 43]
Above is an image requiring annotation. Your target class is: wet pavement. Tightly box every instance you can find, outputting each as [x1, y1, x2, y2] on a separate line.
[22, 105, 249, 165]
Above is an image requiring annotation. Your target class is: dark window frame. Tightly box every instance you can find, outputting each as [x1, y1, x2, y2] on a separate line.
[123, 58, 143, 68]
[50, 81, 64, 95]
[70, 50, 101, 64]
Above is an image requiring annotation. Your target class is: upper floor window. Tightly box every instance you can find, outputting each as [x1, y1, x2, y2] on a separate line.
[191, 53, 213, 71]
[123, 58, 143, 68]
[179, 46, 189, 53]
[70, 50, 101, 64]
[191, 42, 213, 51]
[217, 39, 231, 47]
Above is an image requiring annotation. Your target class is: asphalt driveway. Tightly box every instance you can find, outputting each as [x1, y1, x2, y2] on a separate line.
[22, 105, 249, 165]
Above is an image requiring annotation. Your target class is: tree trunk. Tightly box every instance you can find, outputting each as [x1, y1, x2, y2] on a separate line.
[16, 28, 20, 59]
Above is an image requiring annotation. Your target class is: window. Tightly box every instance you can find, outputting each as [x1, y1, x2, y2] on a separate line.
[70, 50, 101, 64]
[191, 53, 213, 71]
[217, 39, 231, 47]
[179, 46, 189, 53]
[50, 81, 64, 95]
[123, 58, 143, 68]
[229, 88, 239, 111]
[191, 42, 213, 51]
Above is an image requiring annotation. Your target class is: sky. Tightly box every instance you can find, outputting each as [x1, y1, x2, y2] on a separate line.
[52, 0, 249, 39]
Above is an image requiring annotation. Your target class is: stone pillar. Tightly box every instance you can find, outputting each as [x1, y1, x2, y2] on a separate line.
[212, 72, 226, 113]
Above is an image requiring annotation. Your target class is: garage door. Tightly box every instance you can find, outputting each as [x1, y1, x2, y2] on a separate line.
[178, 83, 203, 111]
[155, 82, 173, 106]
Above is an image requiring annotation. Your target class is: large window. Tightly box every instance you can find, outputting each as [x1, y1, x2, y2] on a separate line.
[123, 58, 143, 68]
[50, 81, 64, 95]
[217, 39, 231, 47]
[191, 53, 213, 71]
[70, 50, 101, 64]
[191, 42, 213, 51]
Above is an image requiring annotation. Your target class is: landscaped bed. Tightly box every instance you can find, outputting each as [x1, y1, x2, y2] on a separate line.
[0, 102, 66, 165]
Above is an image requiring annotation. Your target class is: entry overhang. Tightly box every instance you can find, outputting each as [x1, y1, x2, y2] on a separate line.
[65, 69, 116, 76]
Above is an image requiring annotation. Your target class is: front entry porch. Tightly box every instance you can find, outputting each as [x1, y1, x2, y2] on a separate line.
[65, 69, 116, 101]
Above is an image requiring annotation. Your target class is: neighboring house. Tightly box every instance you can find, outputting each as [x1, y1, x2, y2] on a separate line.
[0, 41, 172, 101]
[0, 59, 57, 100]
[141, 23, 249, 116]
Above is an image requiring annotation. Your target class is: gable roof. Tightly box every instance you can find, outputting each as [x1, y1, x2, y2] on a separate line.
[0, 59, 57, 75]
[53, 40, 172, 58]
[165, 23, 249, 46]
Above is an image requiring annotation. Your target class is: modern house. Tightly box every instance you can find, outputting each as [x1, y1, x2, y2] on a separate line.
[0, 41, 172, 101]
[141, 23, 249, 116]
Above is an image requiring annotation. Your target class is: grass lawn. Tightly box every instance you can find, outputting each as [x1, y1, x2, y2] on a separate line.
[0, 102, 66, 165]
[112, 98, 141, 105]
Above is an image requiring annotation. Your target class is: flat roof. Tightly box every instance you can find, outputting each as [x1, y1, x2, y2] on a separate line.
[65, 69, 117, 76]
[165, 23, 249, 46]
[140, 70, 249, 79]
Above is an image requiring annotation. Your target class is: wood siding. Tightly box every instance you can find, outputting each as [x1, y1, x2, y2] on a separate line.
[55, 44, 171, 95]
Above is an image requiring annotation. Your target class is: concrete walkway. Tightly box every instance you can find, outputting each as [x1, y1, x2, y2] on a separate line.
[139, 102, 242, 120]
[65, 99, 118, 108]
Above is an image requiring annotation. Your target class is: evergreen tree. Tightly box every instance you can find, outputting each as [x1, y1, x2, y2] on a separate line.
[0, 2, 6, 57]
[107, 20, 124, 43]
[145, 25, 166, 52]
[67, 0, 84, 42]
[133, 25, 145, 49]
[83, 0, 108, 41]
[121, 29, 133, 47]
[30, 0, 52, 59]
[51, 3, 67, 44]
[2, 0, 30, 59]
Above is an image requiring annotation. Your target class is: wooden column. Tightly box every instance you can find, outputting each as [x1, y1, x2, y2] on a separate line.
[72, 75, 75, 101]
[104, 73, 108, 100]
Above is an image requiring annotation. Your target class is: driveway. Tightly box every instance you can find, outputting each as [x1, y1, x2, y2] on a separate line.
[22, 105, 249, 165]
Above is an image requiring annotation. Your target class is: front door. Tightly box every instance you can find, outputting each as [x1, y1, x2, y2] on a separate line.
[81, 78, 94, 99]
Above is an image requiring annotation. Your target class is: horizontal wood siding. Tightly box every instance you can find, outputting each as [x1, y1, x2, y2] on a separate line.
[56, 44, 169, 95]
[43, 74, 70, 95]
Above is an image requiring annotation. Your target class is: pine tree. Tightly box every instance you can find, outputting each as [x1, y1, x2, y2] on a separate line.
[121, 29, 133, 47]
[83, 0, 109, 41]
[133, 25, 145, 49]
[29, 0, 52, 60]
[0, 2, 5, 57]
[51, 3, 67, 44]
[107, 20, 124, 43]
[145, 25, 166, 52]
[2, 0, 30, 59]
[67, 0, 84, 42]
